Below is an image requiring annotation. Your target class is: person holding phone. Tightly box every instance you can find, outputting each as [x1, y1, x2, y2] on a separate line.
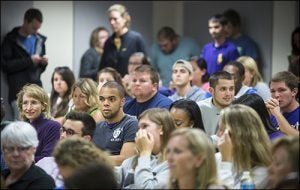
[1, 8, 48, 121]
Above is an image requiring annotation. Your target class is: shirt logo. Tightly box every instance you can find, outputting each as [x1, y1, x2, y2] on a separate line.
[217, 53, 223, 64]
[113, 128, 122, 139]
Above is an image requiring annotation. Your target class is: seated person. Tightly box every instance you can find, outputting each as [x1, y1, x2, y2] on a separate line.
[1, 121, 55, 189]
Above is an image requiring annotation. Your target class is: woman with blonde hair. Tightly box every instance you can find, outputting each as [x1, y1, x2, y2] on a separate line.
[115, 108, 176, 189]
[53, 137, 113, 183]
[99, 4, 147, 77]
[167, 128, 226, 189]
[216, 104, 272, 189]
[237, 56, 271, 101]
[69, 78, 104, 123]
[16, 84, 61, 162]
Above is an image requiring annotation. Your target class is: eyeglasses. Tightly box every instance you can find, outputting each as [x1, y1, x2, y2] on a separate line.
[2, 146, 31, 154]
[60, 127, 80, 136]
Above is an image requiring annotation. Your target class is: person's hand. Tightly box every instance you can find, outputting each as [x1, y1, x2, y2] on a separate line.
[135, 129, 154, 156]
[265, 97, 281, 116]
[31, 54, 42, 64]
[217, 129, 232, 161]
[31, 54, 48, 65]
[41, 55, 48, 64]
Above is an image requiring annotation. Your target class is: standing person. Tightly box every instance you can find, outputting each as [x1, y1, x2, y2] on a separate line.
[50, 66, 75, 125]
[1, 121, 55, 189]
[223, 9, 259, 60]
[200, 14, 239, 76]
[237, 56, 271, 101]
[1, 8, 48, 120]
[265, 71, 299, 136]
[151, 26, 201, 88]
[93, 81, 138, 166]
[216, 104, 272, 189]
[288, 26, 300, 87]
[115, 108, 176, 189]
[168, 59, 206, 102]
[123, 65, 173, 118]
[99, 4, 147, 77]
[196, 71, 235, 136]
[16, 84, 61, 162]
[166, 128, 226, 189]
[79, 27, 109, 81]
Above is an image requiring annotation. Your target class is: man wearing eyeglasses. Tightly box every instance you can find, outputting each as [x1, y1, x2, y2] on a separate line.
[35, 111, 96, 187]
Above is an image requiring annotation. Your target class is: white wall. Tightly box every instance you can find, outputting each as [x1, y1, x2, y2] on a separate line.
[152, 1, 183, 38]
[34, 1, 73, 93]
[272, 1, 298, 75]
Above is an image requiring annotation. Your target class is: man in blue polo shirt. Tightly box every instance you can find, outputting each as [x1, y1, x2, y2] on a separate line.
[200, 14, 239, 76]
[123, 65, 173, 117]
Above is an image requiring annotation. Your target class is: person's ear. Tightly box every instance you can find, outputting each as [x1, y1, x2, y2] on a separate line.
[209, 87, 214, 95]
[194, 155, 205, 168]
[82, 135, 91, 141]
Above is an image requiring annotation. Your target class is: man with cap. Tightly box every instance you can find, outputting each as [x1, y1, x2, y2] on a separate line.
[168, 59, 206, 102]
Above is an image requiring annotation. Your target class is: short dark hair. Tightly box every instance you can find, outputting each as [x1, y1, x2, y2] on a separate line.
[101, 81, 125, 98]
[24, 8, 43, 23]
[223, 9, 241, 27]
[208, 14, 228, 26]
[169, 99, 205, 131]
[209, 71, 233, 88]
[225, 60, 245, 77]
[157, 26, 178, 41]
[270, 71, 299, 90]
[65, 111, 96, 138]
[134, 65, 160, 85]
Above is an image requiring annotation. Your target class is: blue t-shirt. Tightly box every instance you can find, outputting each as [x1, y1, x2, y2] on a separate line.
[123, 92, 173, 118]
[92, 114, 138, 155]
[19, 34, 37, 55]
[200, 40, 239, 75]
[229, 34, 258, 60]
[271, 106, 300, 131]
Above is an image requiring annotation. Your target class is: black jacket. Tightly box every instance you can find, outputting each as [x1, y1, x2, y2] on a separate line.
[99, 30, 147, 77]
[1, 27, 47, 103]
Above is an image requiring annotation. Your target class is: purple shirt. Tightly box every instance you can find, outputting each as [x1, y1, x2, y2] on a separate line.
[200, 40, 239, 75]
[30, 114, 61, 162]
[271, 106, 300, 131]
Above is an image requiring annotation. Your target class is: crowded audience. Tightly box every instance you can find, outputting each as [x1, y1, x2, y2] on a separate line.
[1, 4, 299, 190]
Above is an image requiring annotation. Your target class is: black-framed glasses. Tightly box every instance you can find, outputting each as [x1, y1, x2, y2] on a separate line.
[59, 126, 80, 136]
[2, 146, 31, 154]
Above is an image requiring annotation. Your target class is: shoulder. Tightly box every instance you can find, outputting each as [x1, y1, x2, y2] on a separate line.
[127, 30, 143, 37]
[46, 119, 61, 129]
[123, 114, 138, 123]
[197, 97, 212, 107]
